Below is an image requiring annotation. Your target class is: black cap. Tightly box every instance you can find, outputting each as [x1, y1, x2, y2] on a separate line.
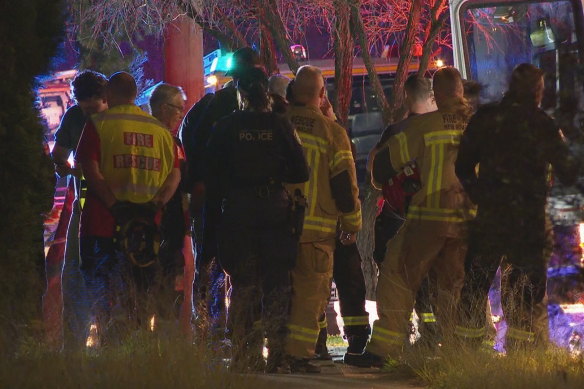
[236, 67, 268, 93]
[226, 47, 261, 77]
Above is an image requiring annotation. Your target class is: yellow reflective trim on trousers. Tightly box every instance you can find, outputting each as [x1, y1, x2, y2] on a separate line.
[331, 150, 354, 169]
[395, 132, 410, 163]
[421, 313, 437, 323]
[288, 323, 319, 344]
[342, 316, 369, 326]
[454, 325, 486, 338]
[289, 333, 317, 343]
[371, 327, 404, 346]
[318, 319, 327, 329]
[288, 324, 319, 336]
[507, 327, 535, 342]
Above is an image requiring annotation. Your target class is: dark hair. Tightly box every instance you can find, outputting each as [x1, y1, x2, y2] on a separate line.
[463, 80, 483, 100]
[237, 67, 270, 111]
[107, 71, 137, 101]
[72, 70, 107, 102]
[506, 63, 545, 105]
[404, 74, 432, 102]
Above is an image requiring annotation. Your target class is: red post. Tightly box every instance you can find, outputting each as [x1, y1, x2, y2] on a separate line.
[164, 16, 205, 109]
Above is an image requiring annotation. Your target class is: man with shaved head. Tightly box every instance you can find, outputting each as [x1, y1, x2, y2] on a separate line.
[351, 67, 475, 367]
[284, 65, 362, 372]
[76, 72, 180, 345]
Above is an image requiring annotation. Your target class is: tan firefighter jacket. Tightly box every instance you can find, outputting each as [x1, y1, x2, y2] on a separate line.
[286, 105, 362, 243]
[374, 110, 476, 237]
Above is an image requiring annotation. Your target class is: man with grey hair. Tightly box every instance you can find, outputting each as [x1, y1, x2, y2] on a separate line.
[149, 83, 190, 323]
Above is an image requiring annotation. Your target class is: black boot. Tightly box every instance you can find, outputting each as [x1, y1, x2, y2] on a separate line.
[314, 326, 332, 360]
[344, 325, 370, 361]
[343, 351, 385, 368]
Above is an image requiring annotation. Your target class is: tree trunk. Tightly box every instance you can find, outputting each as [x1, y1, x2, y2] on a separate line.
[390, 0, 423, 121]
[260, 0, 300, 74]
[258, 6, 279, 75]
[418, 0, 448, 76]
[348, 0, 391, 124]
[333, 0, 354, 127]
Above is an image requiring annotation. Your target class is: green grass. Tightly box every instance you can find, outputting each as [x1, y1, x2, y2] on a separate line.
[0, 330, 269, 389]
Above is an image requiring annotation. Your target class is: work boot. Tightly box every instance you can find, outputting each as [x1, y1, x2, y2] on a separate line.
[343, 325, 370, 361]
[343, 351, 385, 368]
[314, 327, 332, 360]
[287, 356, 322, 373]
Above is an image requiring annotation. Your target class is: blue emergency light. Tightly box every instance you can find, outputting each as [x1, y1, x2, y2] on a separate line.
[204, 50, 234, 76]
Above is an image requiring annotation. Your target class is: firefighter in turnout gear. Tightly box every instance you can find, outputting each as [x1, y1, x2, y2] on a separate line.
[454, 64, 581, 350]
[367, 75, 439, 347]
[284, 65, 362, 373]
[349, 67, 475, 367]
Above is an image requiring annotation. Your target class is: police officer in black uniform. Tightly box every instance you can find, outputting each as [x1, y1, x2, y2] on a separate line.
[180, 47, 262, 334]
[204, 67, 309, 372]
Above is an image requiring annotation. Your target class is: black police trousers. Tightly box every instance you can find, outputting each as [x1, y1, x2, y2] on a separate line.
[217, 188, 297, 365]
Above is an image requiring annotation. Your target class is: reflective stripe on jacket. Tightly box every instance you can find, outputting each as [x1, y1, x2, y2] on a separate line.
[386, 111, 475, 234]
[285, 105, 362, 242]
[91, 105, 175, 203]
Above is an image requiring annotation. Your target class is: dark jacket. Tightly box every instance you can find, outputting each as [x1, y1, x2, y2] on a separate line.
[455, 97, 579, 225]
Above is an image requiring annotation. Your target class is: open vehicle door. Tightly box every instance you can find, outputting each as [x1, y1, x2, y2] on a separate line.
[450, 0, 584, 349]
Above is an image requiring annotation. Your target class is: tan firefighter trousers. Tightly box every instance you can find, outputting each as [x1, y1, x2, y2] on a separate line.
[286, 240, 335, 358]
[366, 221, 467, 357]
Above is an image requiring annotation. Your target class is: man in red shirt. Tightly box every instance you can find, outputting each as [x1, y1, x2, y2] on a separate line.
[76, 72, 180, 344]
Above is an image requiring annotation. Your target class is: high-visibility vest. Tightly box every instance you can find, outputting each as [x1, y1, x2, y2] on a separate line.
[91, 105, 175, 203]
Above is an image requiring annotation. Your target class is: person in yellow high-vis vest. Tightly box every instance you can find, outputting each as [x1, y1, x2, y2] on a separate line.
[283, 65, 362, 373]
[348, 67, 476, 367]
[76, 72, 180, 345]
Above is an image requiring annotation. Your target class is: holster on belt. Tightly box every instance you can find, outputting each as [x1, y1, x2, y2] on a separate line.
[289, 189, 307, 238]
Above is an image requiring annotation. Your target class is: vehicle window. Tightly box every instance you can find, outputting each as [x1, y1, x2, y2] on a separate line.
[463, 0, 581, 109]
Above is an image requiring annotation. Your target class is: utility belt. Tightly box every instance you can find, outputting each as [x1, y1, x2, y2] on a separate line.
[230, 180, 285, 199]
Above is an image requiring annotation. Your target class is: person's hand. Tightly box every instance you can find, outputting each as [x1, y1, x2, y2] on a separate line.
[320, 95, 336, 120]
[339, 231, 357, 246]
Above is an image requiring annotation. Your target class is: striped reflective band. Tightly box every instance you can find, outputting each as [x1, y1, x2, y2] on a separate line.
[341, 209, 362, 230]
[303, 216, 338, 233]
[331, 150, 354, 169]
[370, 326, 404, 346]
[507, 327, 535, 342]
[342, 316, 369, 326]
[408, 206, 476, 223]
[424, 130, 462, 145]
[454, 325, 486, 339]
[395, 132, 410, 163]
[288, 324, 319, 344]
[318, 319, 328, 329]
[424, 130, 462, 208]
[421, 313, 437, 323]
[298, 132, 328, 153]
[426, 143, 445, 208]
